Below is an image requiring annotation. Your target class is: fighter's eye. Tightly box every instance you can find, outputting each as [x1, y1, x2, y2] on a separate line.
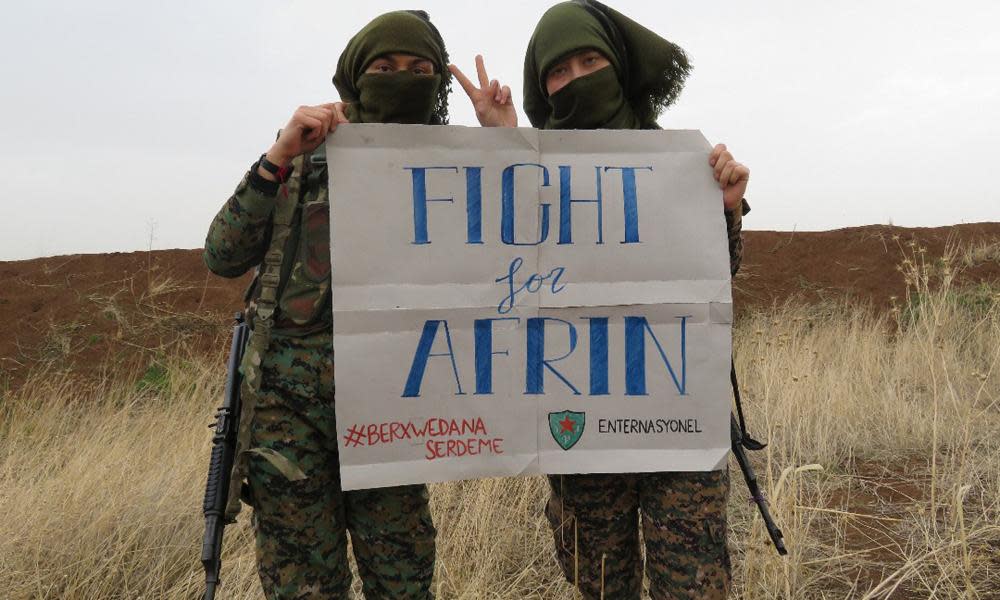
[368, 61, 393, 73]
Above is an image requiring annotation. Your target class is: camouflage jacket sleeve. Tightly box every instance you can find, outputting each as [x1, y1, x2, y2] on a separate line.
[725, 199, 750, 276]
[203, 167, 280, 278]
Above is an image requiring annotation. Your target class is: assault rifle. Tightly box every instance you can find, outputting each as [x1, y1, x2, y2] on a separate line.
[200, 313, 250, 600]
[730, 362, 788, 555]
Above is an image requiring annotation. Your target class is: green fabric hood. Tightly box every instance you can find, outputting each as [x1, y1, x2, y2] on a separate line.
[333, 10, 452, 124]
[523, 0, 691, 129]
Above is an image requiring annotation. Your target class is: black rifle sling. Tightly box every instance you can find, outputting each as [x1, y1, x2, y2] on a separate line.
[731, 357, 766, 451]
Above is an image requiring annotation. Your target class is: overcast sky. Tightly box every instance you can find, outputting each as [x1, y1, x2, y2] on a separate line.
[1, 1, 997, 261]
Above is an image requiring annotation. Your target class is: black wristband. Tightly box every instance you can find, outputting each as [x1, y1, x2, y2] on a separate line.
[257, 154, 294, 183]
[247, 166, 280, 196]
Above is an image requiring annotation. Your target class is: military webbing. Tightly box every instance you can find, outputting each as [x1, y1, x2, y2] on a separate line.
[225, 154, 311, 519]
[243, 156, 307, 391]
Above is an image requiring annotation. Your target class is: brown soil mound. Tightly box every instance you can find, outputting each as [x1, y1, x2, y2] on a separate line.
[2, 223, 998, 389]
[0, 250, 254, 390]
[738, 223, 1000, 311]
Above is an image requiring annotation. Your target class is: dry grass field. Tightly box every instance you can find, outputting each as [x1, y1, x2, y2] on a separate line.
[1, 235, 998, 599]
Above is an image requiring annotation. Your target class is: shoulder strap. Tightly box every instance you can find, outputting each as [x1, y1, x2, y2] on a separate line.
[243, 154, 310, 390]
[225, 154, 311, 519]
[731, 357, 766, 451]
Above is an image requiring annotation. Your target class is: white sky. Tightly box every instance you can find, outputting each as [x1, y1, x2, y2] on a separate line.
[1, 1, 998, 261]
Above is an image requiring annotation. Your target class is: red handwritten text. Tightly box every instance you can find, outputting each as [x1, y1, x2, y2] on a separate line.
[344, 417, 489, 448]
[425, 438, 505, 460]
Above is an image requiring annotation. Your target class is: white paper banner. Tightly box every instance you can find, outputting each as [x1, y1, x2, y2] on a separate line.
[328, 125, 732, 490]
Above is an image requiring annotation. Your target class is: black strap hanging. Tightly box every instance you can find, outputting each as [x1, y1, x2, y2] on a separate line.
[731, 358, 766, 451]
[729, 355, 787, 555]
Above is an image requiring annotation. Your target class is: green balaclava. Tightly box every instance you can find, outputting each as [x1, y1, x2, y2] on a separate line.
[333, 10, 451, 125]
[523, 0, 691, 130]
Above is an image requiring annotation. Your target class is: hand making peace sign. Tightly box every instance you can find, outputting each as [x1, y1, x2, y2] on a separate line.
[449, 55, 518, 128]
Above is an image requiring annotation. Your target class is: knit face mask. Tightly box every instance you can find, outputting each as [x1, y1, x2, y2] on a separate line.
[352, 71, 441, 124]
[545, 64, 639, 130]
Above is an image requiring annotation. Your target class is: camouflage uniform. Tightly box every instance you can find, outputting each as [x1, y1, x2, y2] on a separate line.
[204, 150, 436, 599]
[546, 202, 748, 600]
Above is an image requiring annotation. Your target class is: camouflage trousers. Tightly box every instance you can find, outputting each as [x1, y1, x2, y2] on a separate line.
[247, 334, 436, 599]
[546, 470, 730, 600]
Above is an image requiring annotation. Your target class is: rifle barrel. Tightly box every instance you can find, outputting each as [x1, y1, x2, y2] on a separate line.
[731, 415, 788, 555]
[201, 314, 249, 598]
